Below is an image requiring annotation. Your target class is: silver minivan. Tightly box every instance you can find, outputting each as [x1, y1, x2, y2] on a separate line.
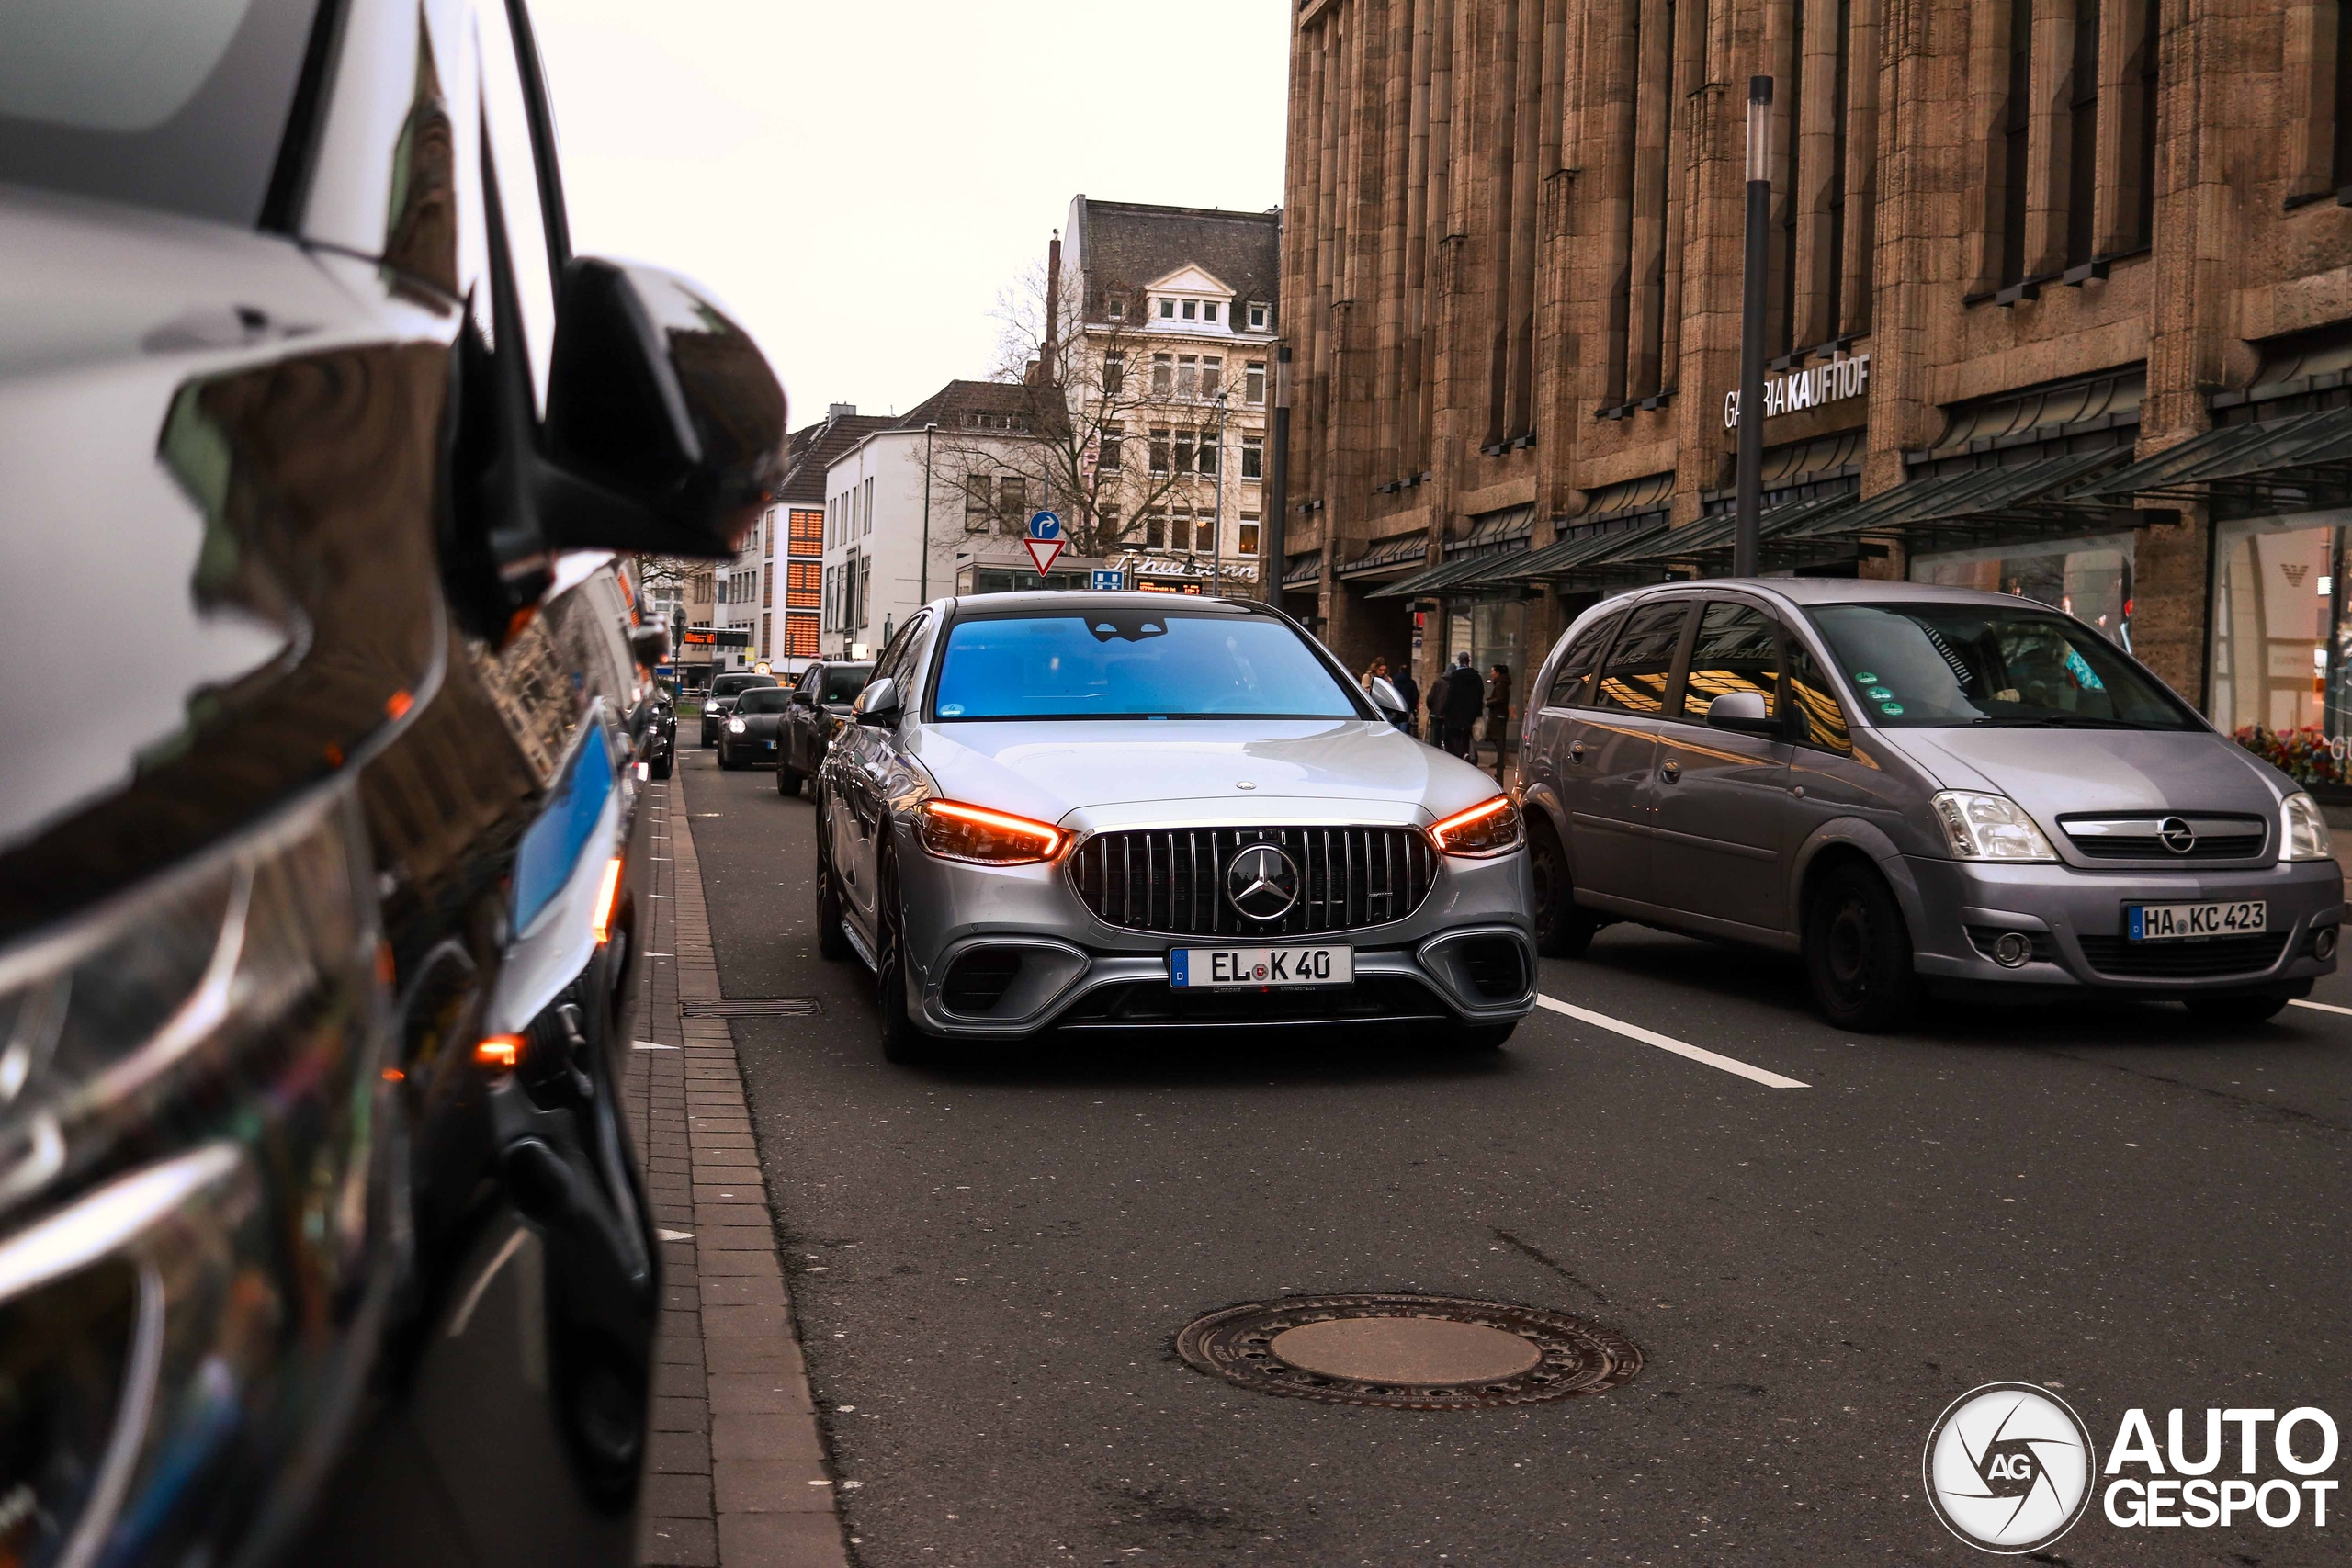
[1519, 579, 2344, 1029]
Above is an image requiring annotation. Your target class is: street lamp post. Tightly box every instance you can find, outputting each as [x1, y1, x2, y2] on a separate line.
[1735, 75, 1772, 580]
[920, 422, 937, 603]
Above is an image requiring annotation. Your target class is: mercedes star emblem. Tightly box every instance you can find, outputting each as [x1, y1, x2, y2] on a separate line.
[2157, 816, 2196, 854]
[1226, 843, 1301, 921]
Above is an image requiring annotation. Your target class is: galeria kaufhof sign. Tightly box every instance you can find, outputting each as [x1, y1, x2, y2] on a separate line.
[1723, 353, 1871, 429]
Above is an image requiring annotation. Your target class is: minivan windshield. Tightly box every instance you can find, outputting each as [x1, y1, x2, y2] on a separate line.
[1808, 603, 2197, 730]
[930, 611, 1363, 721]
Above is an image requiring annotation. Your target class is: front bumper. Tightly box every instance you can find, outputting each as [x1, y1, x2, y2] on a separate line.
[891, 825, 1537, 1038]
[1904, 854, 2343, 998]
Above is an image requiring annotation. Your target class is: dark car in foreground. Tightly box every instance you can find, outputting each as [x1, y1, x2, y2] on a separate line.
[0, 2, 786, 1562]
[777, 660, 873, 795]
[698, 671, 779, 748]
[719, 685, 793, 770]
[1520, 579, 2341, 1030]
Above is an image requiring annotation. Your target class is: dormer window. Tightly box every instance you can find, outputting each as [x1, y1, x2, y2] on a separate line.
[1106, 297, 1125, 320]
[1181, 300, 1197, 321]
[1159, 299, 1176, 319]
[1203, 302, 1219, 322]
[1248, 301, 1268, 330]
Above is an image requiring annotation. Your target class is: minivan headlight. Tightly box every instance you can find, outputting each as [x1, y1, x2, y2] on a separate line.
[1929, 791, 2057, 861]
[2283, 792, 2335, 862]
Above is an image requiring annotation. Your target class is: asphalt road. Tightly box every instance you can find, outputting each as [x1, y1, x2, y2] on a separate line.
[675, 742, 2352, 1566]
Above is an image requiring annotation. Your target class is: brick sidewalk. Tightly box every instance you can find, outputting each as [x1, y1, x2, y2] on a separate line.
[624, 778, 849, 1568]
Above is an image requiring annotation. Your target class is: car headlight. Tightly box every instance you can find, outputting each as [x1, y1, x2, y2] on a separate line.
[727, 717, 745, 733]
[1930, 791, 2057, 861]
[1429, 795, 1523, 857]
[916, 800, 1067, 865]
[2283, 791, 2335, 862]
[0, 784, 388, 1564]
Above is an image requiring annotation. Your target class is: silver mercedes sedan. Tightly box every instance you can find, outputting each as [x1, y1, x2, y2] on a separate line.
[811, 592, 1536, 1061]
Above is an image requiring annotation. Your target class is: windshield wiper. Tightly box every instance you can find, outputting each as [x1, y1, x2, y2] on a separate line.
[1967, 714, 2141, 729]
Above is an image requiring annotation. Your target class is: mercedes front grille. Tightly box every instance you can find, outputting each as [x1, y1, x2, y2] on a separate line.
[1070, 826, 1437, 937]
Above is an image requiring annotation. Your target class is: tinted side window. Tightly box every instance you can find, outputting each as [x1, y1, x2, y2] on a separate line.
[478, 0, 561, 407]
[1546, 614, 1623, 709]
[1783, 636, 1853, 753]
[873, 613, 931, 693]
[1594, 602, 1689, 715]
[1679, 602, 1781, 722]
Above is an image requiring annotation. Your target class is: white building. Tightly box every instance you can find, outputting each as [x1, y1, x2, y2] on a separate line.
[820, 381, 1053, 657]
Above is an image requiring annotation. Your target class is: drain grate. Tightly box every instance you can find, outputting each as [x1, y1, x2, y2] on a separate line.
[680, 998, 822, 1018]
[1175, 1293, 1641, 1410]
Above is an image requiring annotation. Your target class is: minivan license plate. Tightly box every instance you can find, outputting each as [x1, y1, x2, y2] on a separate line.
[1170, 946, 1353, 989]
[2128, 900, 2266, 942]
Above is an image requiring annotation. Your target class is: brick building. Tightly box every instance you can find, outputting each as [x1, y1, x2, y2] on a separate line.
[1280, 0, 2352, 752]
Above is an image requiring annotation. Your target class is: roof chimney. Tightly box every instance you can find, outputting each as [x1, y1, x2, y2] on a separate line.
[1041, 230, 1061, 386]
[827, 402, 857, 420]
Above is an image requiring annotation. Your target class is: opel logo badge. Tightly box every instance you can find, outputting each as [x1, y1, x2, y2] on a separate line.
[1225, 843, 1300, 921]
[2158, 816, 2196, 854]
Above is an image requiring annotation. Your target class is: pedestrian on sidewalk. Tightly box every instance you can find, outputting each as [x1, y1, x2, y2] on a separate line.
[1390, 659, 1421, 735]
[1483, 662, 1514, 777]
[1436, 651, 1481, 758]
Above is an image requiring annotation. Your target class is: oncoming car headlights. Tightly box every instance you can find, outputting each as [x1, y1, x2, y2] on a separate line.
[1429, 795, 1523, 858]
[727, 717, 745, 734]
[0, 784, 389, 1566]
[917, 801, 1068, 866]
[1930, 791, 2058, 862]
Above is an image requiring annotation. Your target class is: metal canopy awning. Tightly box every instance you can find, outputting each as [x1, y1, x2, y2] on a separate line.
[1337, 531, 1432, 578]
[1482, 518, 1678, 583]
[1782, 447, 2140, 551]
[1591, 491, 1860, 570]
[2080, 407, 2352, 516]
[1280, 549, 1323, 587]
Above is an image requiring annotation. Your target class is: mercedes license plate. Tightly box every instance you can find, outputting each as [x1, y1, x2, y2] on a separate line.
[2128, 900, 2266, 942]
[1169, 946, 1353, 989]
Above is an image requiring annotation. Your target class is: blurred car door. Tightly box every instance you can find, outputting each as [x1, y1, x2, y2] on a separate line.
[1564, 597, 1691, 900]
[1646, 597, 1796, 932]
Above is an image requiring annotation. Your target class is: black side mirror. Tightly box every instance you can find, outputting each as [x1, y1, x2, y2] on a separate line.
[540, 257, 786, 558]
[854, 677, 901, 728]
[791, 689, 815, 706]
[1706, 691, 1780, 734]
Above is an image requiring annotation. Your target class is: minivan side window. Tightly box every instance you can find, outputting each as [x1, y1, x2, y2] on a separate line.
[1782, 636, 1853, 753]
[1545, 613, 1623, 709]
[1679, 602, 1781, 722]
[1593, 602, 1689, 715]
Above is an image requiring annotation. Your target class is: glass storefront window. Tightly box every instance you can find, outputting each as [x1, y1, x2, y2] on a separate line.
[1910, 541, 2134, 649]
[2209, 522, 2347, 742]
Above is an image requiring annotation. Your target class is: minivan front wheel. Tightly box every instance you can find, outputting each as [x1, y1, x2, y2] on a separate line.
[1804, 863, 1917, 1031]
[1527, 819, 1600, 959]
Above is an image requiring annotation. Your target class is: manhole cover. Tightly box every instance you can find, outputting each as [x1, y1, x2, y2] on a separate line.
[1175, 1293, 1640, 1410]
[680, 998, 821, 1018]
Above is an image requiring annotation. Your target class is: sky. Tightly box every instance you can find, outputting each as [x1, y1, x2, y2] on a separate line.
[534, 1, 1291, 426]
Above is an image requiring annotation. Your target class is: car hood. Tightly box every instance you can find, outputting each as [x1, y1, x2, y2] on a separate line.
[1885, 726, 2289, 821]
[904, 718, 1507, 829]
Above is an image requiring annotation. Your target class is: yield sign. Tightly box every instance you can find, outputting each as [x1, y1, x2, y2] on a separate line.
[1024, 536, 1065, 576]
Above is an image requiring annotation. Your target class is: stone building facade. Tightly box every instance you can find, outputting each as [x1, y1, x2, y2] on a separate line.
[1280, 0, 2352, 755]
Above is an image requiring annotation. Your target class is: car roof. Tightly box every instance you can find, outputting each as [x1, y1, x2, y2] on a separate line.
[943, 591, 1270, 620]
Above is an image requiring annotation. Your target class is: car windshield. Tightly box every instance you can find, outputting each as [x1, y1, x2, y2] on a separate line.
[820, 667, 872, 703]
[1808, 602, 2197, 730]
[711, 674, 775, 698]
[736, 689, 791, 715]
[930, 611, 1363, 721]
[0, 0, 322, 226]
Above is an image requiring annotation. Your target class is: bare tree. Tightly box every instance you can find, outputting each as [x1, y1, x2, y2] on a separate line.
[922, 258, 1240, 564]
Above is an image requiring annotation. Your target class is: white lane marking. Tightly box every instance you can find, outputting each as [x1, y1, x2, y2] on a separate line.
[2289, 998, 2352, 1017]
[1535, 994, 1810, 1089]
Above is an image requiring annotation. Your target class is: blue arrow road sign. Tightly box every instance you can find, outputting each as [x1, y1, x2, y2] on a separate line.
[1027, 510, 1061, 541]
[1091, 570, 1125, 591]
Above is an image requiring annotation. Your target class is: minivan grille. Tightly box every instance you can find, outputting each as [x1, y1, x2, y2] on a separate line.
[2076, 932, 2290, 978]
[2060, 814, 2267, 861]
[1070, 826, 1437, 937]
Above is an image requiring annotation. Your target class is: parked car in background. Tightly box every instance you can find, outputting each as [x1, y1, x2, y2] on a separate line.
[1518, 580, 2341, 1030]
[699, 671, 779, 747]
[642, 685, 677, 779]
[778, 660, 874, 796]
[0, 1, 786, 1562]
[812, 593, 1535, 1062]
[720, 686, 793, 770]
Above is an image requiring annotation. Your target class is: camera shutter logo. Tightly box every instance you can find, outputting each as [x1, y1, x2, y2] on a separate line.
[1225, 844, 1300, 921]
[1922, 1382, 2097, 1553]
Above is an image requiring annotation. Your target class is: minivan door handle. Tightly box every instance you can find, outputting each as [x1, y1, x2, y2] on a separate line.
[1659, 759, 1681, 783]
[1568, 741, 1585, 762]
